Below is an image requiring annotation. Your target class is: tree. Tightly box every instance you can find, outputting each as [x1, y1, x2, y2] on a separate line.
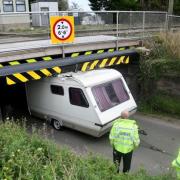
[89, 0, 107, 10]
[105, 0, 139, 10]
[58, 0, 68, 11]
[89, 0, 180, 13]
[89, 0, 139, 11]
[174, 0, 180, 15]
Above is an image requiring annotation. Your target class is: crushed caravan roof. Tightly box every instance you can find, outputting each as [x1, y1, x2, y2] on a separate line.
[58, 69, 122, 87]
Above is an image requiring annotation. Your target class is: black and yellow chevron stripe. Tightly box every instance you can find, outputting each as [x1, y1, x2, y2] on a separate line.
[1, 58, 61, 85]
[81, 56, 129, 72]
[0, 46, 135, 85]
[0, 46, 131, 68]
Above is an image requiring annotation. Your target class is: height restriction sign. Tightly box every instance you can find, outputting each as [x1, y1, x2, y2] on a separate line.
[50, 16, 74, 44]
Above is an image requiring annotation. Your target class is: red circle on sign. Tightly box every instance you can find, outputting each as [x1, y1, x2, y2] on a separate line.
[53, 18, 73, 41]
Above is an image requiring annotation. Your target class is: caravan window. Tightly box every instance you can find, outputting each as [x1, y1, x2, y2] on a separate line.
[69, 88, 89, 108]
[51, 85, 64, 95]
[92, 79, 129, 112]
[3, 0, 13, 12]
[16, 0, 26, 12]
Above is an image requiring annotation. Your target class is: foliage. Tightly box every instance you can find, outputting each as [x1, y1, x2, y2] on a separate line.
[0, 121, 174, 179]
[139, 91, 180, 118]
[88, 0, 106, 11]
[139, 57, 180, 100]
[174, 0, 180, 15]
[139, 0, 168, 11]
[58, 0, 69, 11]
[140, 59, 180, 80]
[139, 32, 180, 97]
[89, 0, 139, 11]
[89, 0, 180, 14]
[145, 32, 180, 60]
[138, 32, 180, 117]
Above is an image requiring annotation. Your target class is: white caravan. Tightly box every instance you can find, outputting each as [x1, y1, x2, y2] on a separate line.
[26, 69, 137, 137]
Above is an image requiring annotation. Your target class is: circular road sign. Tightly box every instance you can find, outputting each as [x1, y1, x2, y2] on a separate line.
[53, 18, 73, 41]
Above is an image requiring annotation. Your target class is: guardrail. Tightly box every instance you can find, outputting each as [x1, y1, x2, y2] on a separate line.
[0, 11, 180, 43]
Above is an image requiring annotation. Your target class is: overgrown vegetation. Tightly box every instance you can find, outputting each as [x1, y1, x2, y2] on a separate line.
[138, 32, 180, 118]
[0, 121, 174, 179]
[145, 32, 180, 60]
[139, 91, 180, 118]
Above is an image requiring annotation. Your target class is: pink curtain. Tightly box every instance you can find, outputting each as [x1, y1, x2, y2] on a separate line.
[112, 80, 129, 103]
[92, 87, 111, 111]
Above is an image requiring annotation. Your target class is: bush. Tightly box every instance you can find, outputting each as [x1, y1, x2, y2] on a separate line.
[139, 32, 180, 116]
[139, 91, 180, 118]
[0, 121, 174, 179]
[144, 32, 180, 60]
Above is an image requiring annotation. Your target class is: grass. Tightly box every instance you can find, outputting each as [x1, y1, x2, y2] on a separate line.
[0, 121, 174, 179]
[158, 32, 180, 60]
[144, 32, 180, 60]
[138, 92, 180, 119]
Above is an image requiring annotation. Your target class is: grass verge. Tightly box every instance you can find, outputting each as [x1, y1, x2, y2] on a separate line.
[0, 121, 174, 179]
[138, 92, 180, 119]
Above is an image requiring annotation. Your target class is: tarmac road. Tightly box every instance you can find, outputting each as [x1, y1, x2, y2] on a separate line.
[25, 113, 180, 175]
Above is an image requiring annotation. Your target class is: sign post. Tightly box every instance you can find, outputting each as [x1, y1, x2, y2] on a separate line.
[0, 106, 2, 121]
[50, 16, 74, 44]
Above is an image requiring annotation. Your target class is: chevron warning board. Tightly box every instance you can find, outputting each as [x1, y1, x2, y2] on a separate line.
[0, 46, 137, 85]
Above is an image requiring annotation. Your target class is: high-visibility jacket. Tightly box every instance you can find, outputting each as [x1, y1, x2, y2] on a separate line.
[109, 118, 140, 154]
[172, 149, 180, 179]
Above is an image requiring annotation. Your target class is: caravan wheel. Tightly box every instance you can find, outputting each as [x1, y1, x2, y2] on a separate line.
[52, 119, 62, 130]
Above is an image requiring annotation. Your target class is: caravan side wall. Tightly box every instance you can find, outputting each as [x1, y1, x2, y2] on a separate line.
[26, 79, 101, 136]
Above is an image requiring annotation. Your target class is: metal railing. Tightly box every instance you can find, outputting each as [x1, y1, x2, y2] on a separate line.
[0, 11, 180, 44]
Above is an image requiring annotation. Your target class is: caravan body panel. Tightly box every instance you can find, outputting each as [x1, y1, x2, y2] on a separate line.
[26, 69, 137, 137]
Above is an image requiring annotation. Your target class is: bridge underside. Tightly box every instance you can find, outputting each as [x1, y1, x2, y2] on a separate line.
[0, 49, 139, 85]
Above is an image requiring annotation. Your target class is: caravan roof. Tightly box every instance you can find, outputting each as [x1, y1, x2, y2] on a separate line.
[58, 69, 122, 87]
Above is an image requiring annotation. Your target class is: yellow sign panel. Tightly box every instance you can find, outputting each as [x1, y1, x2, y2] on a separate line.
[50, 16, 74, 44]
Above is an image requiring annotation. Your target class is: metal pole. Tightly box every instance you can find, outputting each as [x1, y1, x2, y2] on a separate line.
[0, 106, 2, 121]
[116, 12, 119, 50]
[62, 45, 65, 58]
[168, 0, 174, 15]
[168, 0, 174, 30]
[141, 11, 145, 46]
[129, 11, 132, 36]
[48, 12, 50, 39]
[165, 12, 169, 36]
[142, 11, 145, 41]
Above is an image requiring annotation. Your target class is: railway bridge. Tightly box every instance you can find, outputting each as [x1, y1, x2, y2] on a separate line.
[0, 35, 140, 119]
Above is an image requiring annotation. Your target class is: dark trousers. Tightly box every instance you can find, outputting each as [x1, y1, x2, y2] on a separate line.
[113, 149, 133, 173]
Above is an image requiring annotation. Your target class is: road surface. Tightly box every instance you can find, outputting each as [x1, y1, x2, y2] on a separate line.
[25, 113, 180, 175]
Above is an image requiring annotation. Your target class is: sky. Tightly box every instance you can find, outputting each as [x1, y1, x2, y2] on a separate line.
[68, 0, 91, 11]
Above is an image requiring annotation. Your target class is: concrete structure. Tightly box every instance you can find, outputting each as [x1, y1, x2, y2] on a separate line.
[82, 15, 104, 25]
[0, 0, 30, 31]
[0, 35, 139, 62]
[31, 0, 58, 26]
[0, 35, 139, 86]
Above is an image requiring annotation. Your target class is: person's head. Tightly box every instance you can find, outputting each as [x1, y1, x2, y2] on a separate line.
[121, 111, 129, 119]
